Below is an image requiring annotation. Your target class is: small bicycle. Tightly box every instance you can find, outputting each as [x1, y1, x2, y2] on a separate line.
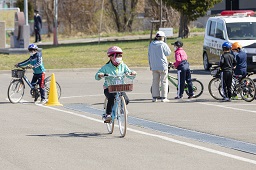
[151, 63, 204, 98]
[208, 66, 256, 102]
[102, 74, 134, 137]
[7, 66, 61, 104]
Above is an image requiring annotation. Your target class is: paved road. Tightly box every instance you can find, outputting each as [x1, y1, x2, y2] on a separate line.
[1, 68, 256, 170]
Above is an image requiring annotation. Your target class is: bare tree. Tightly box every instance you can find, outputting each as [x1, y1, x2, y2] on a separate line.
[109, 0, 139, 32]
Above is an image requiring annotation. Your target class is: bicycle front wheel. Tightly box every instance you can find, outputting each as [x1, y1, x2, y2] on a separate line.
[104, 98, 114, 134]
[7, 79, 25, 103]
[117, 96, 127, 137]
[44, 76, 61, 99]
[185, 79, 204, 98]
[239, 77, 256, 102]
[208, 77, 223, 100]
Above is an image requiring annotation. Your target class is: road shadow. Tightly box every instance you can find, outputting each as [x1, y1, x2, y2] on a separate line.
[27, 132, 108, 138]
[168, 69, 210, 76]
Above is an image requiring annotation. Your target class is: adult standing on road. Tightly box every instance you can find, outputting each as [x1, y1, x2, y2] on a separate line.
[34, 9, 42, 43]
[148, 31, 171, 102]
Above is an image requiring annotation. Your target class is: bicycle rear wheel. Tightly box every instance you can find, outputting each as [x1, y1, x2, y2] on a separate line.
[117, 96, 127, 137]
[239, 77, 256, 102]
[104, 98, 114, 134]
[185, 79, 204, 98]
[208, 77, 223, 100]
[44, 76, 61, 99]
[7, 79, 25, 103]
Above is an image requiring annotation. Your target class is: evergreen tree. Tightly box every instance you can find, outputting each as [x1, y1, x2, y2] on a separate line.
[163, 0, 222, 38]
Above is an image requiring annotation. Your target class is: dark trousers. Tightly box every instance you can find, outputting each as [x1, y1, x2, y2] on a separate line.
[34, 28, 41, 42]
[177, 61, 193, 97]
[104, 88, 129, 115]
[31, 73, 45, 99]
[221, 71, 233, 98]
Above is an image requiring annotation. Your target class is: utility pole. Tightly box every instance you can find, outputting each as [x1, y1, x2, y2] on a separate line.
[160, 0, 162, 28]
[53, 0, 58, 45]
[98, 0, 104, 44]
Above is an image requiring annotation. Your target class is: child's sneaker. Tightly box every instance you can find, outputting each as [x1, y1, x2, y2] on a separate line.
[188, 95, 195, 99]
[174, 96, 183, 99]
[39, 99, 47, 104]
[104, 115, 112, 123]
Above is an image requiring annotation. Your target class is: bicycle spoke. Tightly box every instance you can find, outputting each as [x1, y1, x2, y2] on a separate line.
[8, 80, 25, 103]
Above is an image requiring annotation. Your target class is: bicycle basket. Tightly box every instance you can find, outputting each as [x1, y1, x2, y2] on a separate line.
[11, 69, 24, 78]
[107, 76, 134, 93]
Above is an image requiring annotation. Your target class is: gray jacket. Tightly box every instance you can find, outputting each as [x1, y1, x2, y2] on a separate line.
[148, 40, 171, 70]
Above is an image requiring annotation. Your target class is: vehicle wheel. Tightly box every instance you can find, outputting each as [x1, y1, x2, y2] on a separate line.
[239, 78, 256, 102]
[117, 96, 127, 137]
[185, 79, 204, 98]
[104, 98, 114, 134]
[44, 76, 61, 99]
[208, 77, 223, 100]
[203, 53, 211, 70]
[7, 79, 25, 103]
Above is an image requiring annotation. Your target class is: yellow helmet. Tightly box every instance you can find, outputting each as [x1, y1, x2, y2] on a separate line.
[232, 42, 242, 50]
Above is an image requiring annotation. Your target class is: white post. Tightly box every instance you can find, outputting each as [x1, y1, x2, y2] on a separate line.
[24, 0, 28, 25]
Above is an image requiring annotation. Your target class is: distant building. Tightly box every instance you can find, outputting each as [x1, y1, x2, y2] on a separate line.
[210, 0, 256, 15]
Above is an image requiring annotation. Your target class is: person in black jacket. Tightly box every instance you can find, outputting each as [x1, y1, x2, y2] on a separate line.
[34, 9, 42, 43]
[219, 42, 237, 101]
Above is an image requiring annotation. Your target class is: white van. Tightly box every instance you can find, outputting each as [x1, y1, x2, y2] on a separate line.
[203, 10, 256, 72]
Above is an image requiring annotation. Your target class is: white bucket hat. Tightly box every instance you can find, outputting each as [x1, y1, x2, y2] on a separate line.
[155, 31, 166, 37]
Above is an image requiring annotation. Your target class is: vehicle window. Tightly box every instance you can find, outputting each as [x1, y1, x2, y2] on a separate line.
[216, 22, 224, 39]
[226, 22, 256, 40]
[209, 21, 216, 37]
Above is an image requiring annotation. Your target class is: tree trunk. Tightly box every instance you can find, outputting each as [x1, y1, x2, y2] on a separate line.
[178, 12, 189, 38]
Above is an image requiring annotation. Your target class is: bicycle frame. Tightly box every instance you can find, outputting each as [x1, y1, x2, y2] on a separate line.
[22, 74, 34, 89]
[111, 92, 121, 121]
[168, 73, 196, 90]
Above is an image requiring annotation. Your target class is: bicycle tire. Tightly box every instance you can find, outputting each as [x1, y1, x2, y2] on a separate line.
[44, 76, 61, 99]
[117, 96, 127, 137]
[185, 79, 204, 98]
[104, 98, 114, 134]
[208, 77, 223, 100]
[239, 77, 256, 102]
[7, 79, 25, 103]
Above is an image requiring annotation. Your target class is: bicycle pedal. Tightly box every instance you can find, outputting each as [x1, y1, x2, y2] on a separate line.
[104, 119, 111, 123]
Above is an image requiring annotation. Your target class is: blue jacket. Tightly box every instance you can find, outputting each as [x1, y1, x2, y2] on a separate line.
[233, 50, 247, 76]
[95, 61, 135, 88]
[148, 40, 171, 70]
[18, 52, 45, 74]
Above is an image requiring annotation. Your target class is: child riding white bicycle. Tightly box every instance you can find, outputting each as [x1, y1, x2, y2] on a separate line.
[15, 44, 46, 104]
[95, 46, 136, 122]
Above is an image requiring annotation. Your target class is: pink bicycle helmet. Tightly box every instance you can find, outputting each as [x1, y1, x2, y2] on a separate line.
[107, 46, 123, 56]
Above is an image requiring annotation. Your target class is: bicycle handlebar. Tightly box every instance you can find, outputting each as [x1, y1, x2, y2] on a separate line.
[15, 65, 33, 70]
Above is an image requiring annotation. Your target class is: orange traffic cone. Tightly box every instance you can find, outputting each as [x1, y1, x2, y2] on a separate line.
[46, 73, 62, 106]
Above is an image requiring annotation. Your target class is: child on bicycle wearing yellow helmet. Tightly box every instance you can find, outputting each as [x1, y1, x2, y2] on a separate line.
[95, 46, 136, 122]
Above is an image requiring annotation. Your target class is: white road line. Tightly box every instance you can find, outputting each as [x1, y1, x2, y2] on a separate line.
[199, 102, 256, 113]
[39, 105, 256, 165]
